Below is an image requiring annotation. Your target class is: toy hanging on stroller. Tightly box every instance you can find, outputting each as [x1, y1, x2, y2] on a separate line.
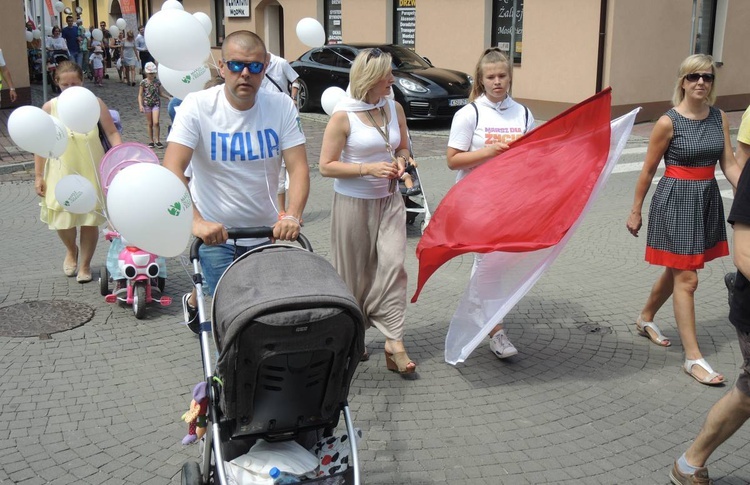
[181, 228, 365, 485]
[97, 142, 171, 319]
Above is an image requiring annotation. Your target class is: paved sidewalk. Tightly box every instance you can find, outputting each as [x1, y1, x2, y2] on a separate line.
[0, 76, 749, 484]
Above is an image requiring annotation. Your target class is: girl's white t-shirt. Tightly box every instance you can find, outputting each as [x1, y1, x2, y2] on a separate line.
[168, 85, 305, 231]
[447, 94, 534, 182]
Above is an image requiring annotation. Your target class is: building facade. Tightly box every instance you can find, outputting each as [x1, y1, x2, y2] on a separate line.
[5, 0, 749, 122]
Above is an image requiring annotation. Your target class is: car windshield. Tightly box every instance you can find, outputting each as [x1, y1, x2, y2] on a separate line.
[379, 45, 431, 70]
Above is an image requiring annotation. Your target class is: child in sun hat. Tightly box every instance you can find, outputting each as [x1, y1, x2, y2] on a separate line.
[138, 62, 171, 149]
[89, 46, 105, 86]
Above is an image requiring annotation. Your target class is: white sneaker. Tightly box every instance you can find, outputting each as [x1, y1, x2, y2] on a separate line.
[489, 331, 518, 359]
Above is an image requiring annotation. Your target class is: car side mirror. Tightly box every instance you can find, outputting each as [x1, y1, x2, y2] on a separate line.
[422, 56, 433, 67]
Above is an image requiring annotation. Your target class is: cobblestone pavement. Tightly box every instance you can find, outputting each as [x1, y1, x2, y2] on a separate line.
[1, 73, 749, 484]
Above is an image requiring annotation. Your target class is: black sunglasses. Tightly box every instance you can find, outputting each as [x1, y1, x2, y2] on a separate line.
[224, 60, 264, 74]
[685, 72, 715, 83]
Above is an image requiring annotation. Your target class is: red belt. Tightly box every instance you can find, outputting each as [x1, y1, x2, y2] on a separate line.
[664, 165, 715, 180]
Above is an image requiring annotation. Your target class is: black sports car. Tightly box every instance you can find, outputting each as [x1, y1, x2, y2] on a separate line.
[290, 43, 472, 120]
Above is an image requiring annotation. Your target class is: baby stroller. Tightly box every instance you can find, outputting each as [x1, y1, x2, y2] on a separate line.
[399, 136, 432, 234]
[97, 142, 171, 319]
[181, 228, 365, 484]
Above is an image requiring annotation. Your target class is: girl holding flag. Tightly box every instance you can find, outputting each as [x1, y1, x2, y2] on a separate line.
[446, 48, 534, 360]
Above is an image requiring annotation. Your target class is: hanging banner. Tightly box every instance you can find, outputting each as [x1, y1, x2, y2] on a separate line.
[120, 0, 138, 35]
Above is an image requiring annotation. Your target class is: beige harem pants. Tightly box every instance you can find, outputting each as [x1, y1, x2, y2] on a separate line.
[330, 191, 407, 341]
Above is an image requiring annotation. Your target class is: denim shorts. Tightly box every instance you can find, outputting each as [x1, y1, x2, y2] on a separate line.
[198, 241, 268, 295]
[736, 328, 750, 397]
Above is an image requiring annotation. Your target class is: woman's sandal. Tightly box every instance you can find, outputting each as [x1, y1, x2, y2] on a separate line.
[683, 358, 725, 386]
[635, 316, 671, 347]
[385, 350, 416, 374]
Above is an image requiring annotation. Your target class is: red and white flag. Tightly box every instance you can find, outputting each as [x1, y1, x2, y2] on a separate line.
[411, 88, 639, 364]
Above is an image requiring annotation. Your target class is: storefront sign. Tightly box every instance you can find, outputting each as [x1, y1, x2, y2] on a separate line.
[225, 0, 249, 18]
[325, 0, 342, 44]
[493, 0, 523, 63]
[395, 0, 416, 48]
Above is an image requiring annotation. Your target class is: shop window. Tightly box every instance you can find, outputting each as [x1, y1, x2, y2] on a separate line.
[693, 0, 717, 55]
[492, 0, 523, 64]
[214, 0, 225, 45]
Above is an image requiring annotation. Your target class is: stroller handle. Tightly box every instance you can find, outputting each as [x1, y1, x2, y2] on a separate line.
[189, 226, 312, 261]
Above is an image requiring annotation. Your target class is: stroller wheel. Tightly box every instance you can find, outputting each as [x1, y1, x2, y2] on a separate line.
[181, 461, 202, 485]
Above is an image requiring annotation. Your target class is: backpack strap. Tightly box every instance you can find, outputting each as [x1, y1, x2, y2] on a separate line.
[264, 74, 284, 93]
[523, 106, 530, 133]
[471, 101, 479, 131]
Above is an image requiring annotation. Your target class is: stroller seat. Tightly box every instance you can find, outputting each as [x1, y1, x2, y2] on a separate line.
[212, 245, 365, 442]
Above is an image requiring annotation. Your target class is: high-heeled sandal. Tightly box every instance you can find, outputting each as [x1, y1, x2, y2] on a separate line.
[635, 316, 671, 347]
[385, 350, 416, 374]
[684, 358, 725, 386]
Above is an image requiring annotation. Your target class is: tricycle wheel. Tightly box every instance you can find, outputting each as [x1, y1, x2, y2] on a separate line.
[99, 266, 110, 296]
[133, 282, 147, 319]
[181, 461, 202, 485]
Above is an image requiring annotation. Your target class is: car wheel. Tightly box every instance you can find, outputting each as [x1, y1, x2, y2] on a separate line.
[297, 79, 311, 112]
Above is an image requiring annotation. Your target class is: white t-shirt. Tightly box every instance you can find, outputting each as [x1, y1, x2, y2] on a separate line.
[448, 94, 534, 182]
[334, 99, 400, 199]
[261, 53, 299, 96]
[168, 85, 306, 234]
[89, 52, 104, 70]
[0, 49, 6, 67]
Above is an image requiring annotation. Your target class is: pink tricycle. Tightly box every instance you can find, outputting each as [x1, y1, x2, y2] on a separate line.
[97, 142, 173, 319]
[100, 231, 171, 318]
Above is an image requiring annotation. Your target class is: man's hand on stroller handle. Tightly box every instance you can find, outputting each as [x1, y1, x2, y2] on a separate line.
[272, 218, 300, 242]
[193, 219, 228, 246]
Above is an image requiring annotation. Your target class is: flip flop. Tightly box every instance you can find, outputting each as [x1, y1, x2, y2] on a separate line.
[635, 316, 671, 347]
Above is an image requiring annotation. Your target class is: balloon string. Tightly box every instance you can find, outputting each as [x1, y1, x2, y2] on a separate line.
[85, 137, 110, 224]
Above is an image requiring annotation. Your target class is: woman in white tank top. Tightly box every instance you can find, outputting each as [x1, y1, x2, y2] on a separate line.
[319, 48, 417, 375]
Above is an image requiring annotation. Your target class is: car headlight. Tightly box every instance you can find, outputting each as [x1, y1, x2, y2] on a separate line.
[467, 75, 473, 85]
[397, 77, 428, 93]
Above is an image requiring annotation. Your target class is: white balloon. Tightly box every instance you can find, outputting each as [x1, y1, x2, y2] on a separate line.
[32, 29, 42, 40]
[84, 31, 91, 39]
[145, 9, 210, 71]
[161, 0, 184, 10]
[296, 18, 325, 48]
[92, 28, 103, 42]
[57, 86, 100, 134]
[107, 163, 193, 257]
[7, 106, 57, 157]
[108, 25, 120, 38]
[53, 1, 65, 13]
[116, 18, 127, 30]
[158, 63, 212, 99]
[49, 117, 69, 158]
[55, 175, 97, 214]
[63, 7, 72, 14]
[193, 12, 212, 36]
[321, 86, 346, 116]
[25, 31, 33, 43]
[45, 26, 52, 36]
